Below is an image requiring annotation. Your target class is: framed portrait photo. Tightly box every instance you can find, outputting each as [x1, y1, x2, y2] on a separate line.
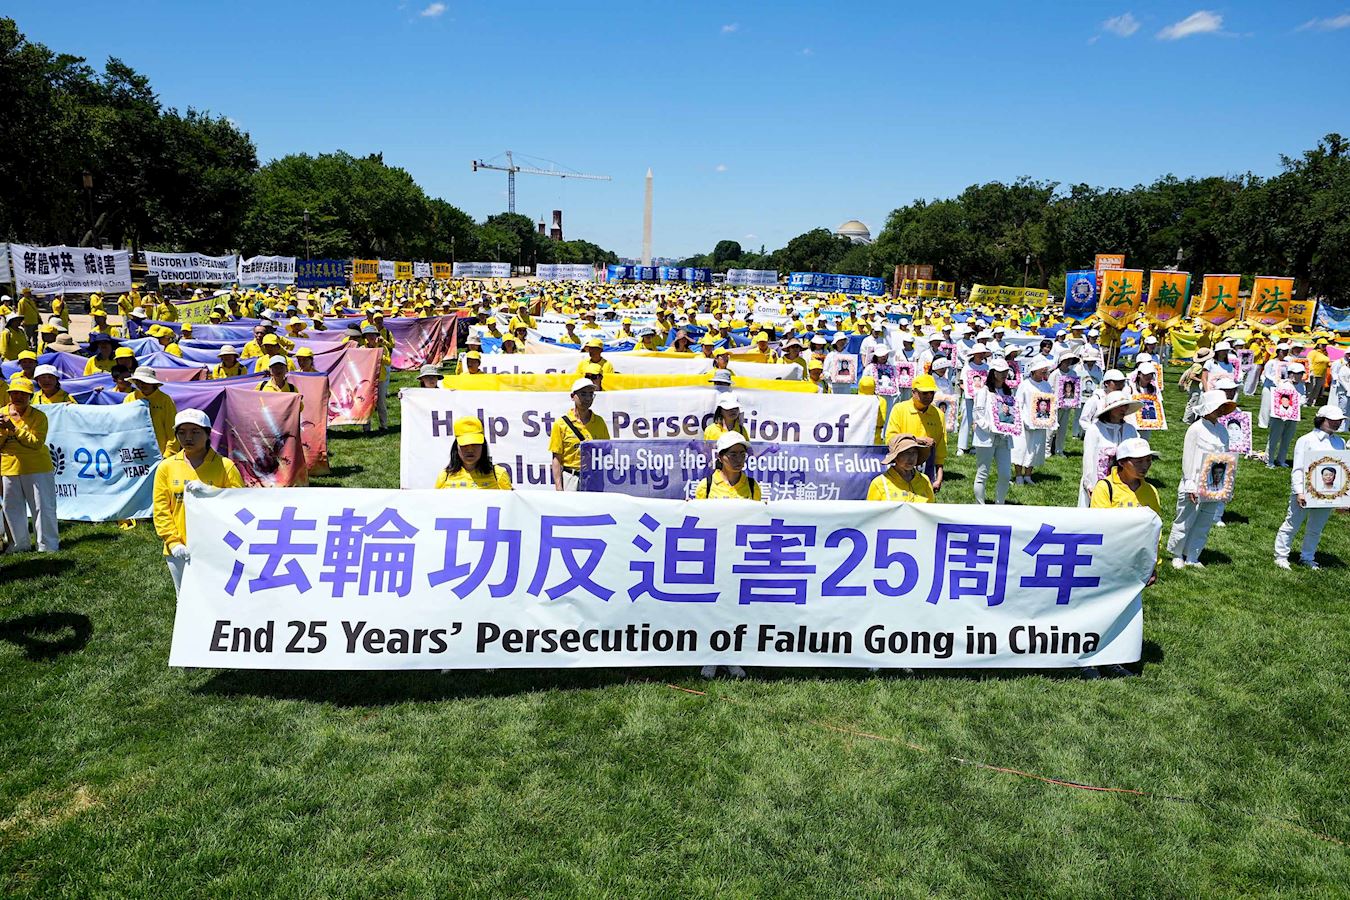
[1303, 451, 1350, 509]
[1028, 392, 1057, 430]
[935, 393, 958, 433]
[1196, 451, 1238, 502]
[1236, 348, 1255, 369]
[1218, 409, 1252, 454]
[872, 363, 898, 396]
[992, 393, 1021, 437]
[1271, 386, 1302, 422]
[1096, 447, 1117, 483]
[963, 367, 987, 399]
[1132, 393, 1167, 431]
[1055, 374, 1081, 409]
[893, 360, 914, 389]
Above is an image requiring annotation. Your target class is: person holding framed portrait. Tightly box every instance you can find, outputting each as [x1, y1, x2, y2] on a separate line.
[1274, 405, 1347, 570]
[956, 342, 991, 457]
[1050, 349, 1081, 457]
[971, 358, 1017, 505]
[1013, 356, 1055, 485]
[1079, 390, 1141, 507]
[1259, 341, 1292, 428]
[1266, 362, 1308, 468]
[1167, 390, 1238, 569]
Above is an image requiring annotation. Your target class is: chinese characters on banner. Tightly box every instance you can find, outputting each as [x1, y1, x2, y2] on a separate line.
[377, 260, 397, 281]
[412, 261, 432, 279]
[1247, 275, 1296, 333]
[238, 256, 297, 286]
[1288, 296, 1318, 329]
[394, 261, 413, 281]
[352, 259, 379, 283]
[1145, 271, 1191, 326]
[10, 244, 132, 295]
[1193, 274, 1242, 329]
[1097, 269, 1145, 326]
[169, 490, 1158, 671]
[296, 259, 350, 289]
[432, 262, 452, 280]
[899, 279, 956, 299]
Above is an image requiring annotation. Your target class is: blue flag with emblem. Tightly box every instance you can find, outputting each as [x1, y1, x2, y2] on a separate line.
[1064, 270, 1098, 320]
[39, 402, 163, 521]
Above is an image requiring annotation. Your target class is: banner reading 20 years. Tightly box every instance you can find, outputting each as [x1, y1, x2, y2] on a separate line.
[169, 489, 1159, 671]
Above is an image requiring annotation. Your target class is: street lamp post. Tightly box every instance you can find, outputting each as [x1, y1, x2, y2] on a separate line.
[1023, 253, 1031, 287]
[303, 209, 311, 260]
[82, 172, 95, 241]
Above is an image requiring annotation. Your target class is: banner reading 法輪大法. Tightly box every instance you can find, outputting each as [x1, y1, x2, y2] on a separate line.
[399, 387, 878, 489]
[147, 252, 239, 284]
[40, 402, 163, 521]
[580, 439, 889, 500]
[168, 489, 1157, 670]
[454, 262, 511, 279]
[238, 255, 296, 286]
[968, 284, 1050, 307]
[10, 244, 132, 295]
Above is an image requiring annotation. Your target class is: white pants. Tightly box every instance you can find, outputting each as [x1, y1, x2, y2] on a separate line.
[957, 397, 975, 452]
[1258, 387, 1272, 428]
[1078, 480, 1093, 508]
[1266, 419, 1296, 465]
[1012, 429, 1047, 468]
[973, 443, 1010, 504]
[166, 554, 188, 596]
[1167, 488, 1220, 563]
[558, 469, 579, 491]
[1243, 363, 1262, 396]
[1274, 497, 1332, 563]
[2, 472, 59, 552]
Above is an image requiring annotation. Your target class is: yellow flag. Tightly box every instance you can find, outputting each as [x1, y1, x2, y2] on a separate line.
[432, 262, 452, 280]
[1287, 296, 1317, 329]
[1144, 271, 1190, 327]
[1246, 276, 1295, 333]
[395, 261, 413, 281]
[352, 259, 379, 284]
[1194, 274, 1242, 330]
[1097, 269, 1144, 326]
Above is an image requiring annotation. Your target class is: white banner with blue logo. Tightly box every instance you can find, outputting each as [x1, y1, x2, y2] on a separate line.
[169, 489, 1157, 670]
[41, 402, 163, 521]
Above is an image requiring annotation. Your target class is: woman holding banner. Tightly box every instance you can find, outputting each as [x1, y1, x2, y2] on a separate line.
[153, 410, 244, 594]
[694, 431, 760, 681]
[1013, 357, 1054, 485]
[82, 334, 118, 375]
[436, 417, 513, 490]
[1, 375, 59, 553]
[703, 394, 749, 441]
[866, 434, 935, 503]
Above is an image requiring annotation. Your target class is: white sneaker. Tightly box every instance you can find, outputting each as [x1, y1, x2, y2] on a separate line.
[726, 665, 747, 679]
[1214, 520, 1226, 528]
[1305, 561, 1321, 571]
[700, 665, 717, 679]
[1274, 558, 1291, 570]
[1171, 557, 1187, 570]
[1188, 560, 1206, 569]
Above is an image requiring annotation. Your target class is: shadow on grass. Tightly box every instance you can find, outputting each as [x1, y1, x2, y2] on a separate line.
[0, 555, 83, 582]
[329, 428, 391, 442]
[324, 465, 365, 478]
[1197, 548, 1233, 565]
[60, 531, 121, 548]
[0, 611, 94, 661]
[1219, 511, 1250, 525]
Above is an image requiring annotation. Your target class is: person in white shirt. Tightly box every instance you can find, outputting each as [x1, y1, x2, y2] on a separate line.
[971, 358, 1016, 504]
[917, 333, 943, 375]
[1013, 356, 1055, 485]
[1203, 341, 1238, 391]
[1079, 391, 1141, 507]
[929, 356, 956, 397]
[956, 343, 991, 455]
[1049, 349, 1081, 456]
[1331, 355, 1350, 423]
[1274, 406, 1347, 569]
[1167, 390, 1238, 568]
[1079, 368, 1127, 433]
[1259, 342, 1291, 428]
[1266, 362, 1308, 467]
[1208, 377, 1242, 528]
[1129, 361, 1161, 398]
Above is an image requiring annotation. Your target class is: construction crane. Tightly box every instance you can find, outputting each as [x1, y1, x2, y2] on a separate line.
[471, 150, 611, 214]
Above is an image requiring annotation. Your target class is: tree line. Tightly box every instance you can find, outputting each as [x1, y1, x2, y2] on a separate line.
[0, 18, 619, 267]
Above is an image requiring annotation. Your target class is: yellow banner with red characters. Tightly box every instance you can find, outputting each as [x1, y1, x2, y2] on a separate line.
[1246, 276, 1295, 333]
[352, 259, 379, 284]
[1144, 271, 1190, 327]
[1097, 268, 1144, 326]
[432, 262, 452, 280]
[1192, 274, 1242, 330]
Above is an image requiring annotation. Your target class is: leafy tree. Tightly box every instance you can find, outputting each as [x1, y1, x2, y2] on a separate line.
[711, 240, 742, 266]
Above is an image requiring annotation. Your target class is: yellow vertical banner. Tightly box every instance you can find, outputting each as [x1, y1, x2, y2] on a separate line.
[394, 261, 413, 281]
[432, 262, 452, 280]
[1097, 268, 1144, 326]
[1144, 271, 1190, 327]
[1287, 297, 1317, 329]
[1246, 276, 1295, 333]
[1195, 274, 1242, 330]
[352, 259, 378, 283]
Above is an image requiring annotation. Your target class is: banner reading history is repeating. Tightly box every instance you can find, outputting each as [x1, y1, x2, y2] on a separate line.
[726, 269, 779, 287]
[41, 402, 162, 521]
[454, 262, 511, 279]
[966, 284, 1051, 307]
[146, 252, 239, 284]
[168, 489, 1157, 670]
[399, 387, 878, 490]
[10, 244, 132, 295]
[536, 264, 595, 282]
[788, 272, 886, 296]
[1246, 276, 1296, 333]
[238, 255, 296, 286]
[1144, 271, 1191, 327]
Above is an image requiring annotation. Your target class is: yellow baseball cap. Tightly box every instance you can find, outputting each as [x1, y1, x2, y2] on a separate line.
[453, 417, 486, 446]
[295, 347, 314, 358]
[7, 376, 34, 394]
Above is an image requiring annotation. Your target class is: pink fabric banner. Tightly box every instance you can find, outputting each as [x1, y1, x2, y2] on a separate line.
[216, 388, 307, 487]
[312, 344, 379, 426]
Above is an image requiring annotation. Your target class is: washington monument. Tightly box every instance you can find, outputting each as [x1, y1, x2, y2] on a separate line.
[641, 167, 653, 266]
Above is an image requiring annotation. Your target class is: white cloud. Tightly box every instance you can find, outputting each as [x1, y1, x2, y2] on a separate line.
[1101, 12, 1140, 37]
[1157, 10, 1223, 40]
[800, 47, 814, 56]
[715, 163, 728, 173]
[1298, 13, 1350, 31]
[721, 23, 738, 33]
[744, 234, 758, 240]
[420, 2, 447, 17]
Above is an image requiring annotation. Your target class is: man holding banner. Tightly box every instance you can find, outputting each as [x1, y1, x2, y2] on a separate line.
[550, 378, 610, 491]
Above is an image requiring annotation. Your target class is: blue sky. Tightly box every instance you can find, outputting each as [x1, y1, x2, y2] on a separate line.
[9, 2, 1350, 258]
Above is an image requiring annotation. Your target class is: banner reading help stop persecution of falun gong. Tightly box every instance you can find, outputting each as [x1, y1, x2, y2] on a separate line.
[398, 387, 878, 490]
[168, 489, 1158, 670]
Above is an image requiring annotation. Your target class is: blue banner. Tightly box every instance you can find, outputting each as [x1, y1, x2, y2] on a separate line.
[39, 402, 163, 521]
[1064, 270, 1098, 320]
[1316, 302, 1350, 332]
[788, 272, 885, 296]
[580, 438, 889, 500]
[296, 259, 351, 288]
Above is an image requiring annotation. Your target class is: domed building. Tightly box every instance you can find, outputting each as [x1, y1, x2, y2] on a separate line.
[835, 219, 872, 245]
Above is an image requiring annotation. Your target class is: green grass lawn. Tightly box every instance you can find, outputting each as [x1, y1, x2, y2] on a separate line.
[3, 369, 1349, 897]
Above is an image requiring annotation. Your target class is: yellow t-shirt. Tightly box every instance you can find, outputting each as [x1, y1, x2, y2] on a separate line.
[866, 468, 934, 502]
[548, 411, 610, 470]
[0, 405, 53, 475]
[84, 357, 116, 376]
[1089, 471, 1161, 517]
[703, 421, 748, 441]
[884, 400, 947, 466]
[575, 358, 616, 377]
[152, 449, 243, 554]
[693, 469, 762, 500]
[124, 388, 180, 456]
[434, 464, 513, 490]
[36, 390, 76, 405]
[211, 363, 249, 380]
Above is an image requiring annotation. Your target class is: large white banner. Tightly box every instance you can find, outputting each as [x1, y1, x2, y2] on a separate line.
[413, 261, 432, 279]
[378, 259, 396, 282]
[10, 244, 131, 295]
[478, 352, 585, 375]
[238, 255, 296, 285]
[537, 264, 595, 282]
[454, 261, 511, 279]
[400, 387, 878, 489]
[147, 251, 239, 284]
[168, 489, 1156, 670]
[727, 269, 779, 287]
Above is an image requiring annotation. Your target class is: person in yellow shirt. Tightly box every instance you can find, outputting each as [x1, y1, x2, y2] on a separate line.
[774, 338, 808, 375]
[50, 294, 70, 330]
[295, 347, 318, 373]
[857, 375, 886, 444]
[807, 358, 831, 393]
[152, 409, 244, 594]
[435, 417, 513, 489]
[256, 356, 303, 410]
[575, 337, 616, 378]
[361, 325, 391, 432]
[581, 361, 606, 391]
[151, 325, 184, 358]
[14, 350, 38, 382]
[153, 294, 178, 322]
[88, 309, 115, 339]
[1, 313, 31, 361]
[550, 377, 609, 491]
[123, 367, 180, 456]
[867, 434, 936, 502]
[884, 373, 947, 492]
[1090, 437, 1162, 517]
[36, 323, 58, 353]
[87, 292, 107, 319]
[1, 375, 59, 551]
[693, 432, 762, 501]
[211, 346, 248, 379]
[82, 334, 119, 375]
[17, 292, 40, 342]
[32, 366, 76, 404]
[1306, 340, 1331, 407]
[704, 393, 749, 441]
